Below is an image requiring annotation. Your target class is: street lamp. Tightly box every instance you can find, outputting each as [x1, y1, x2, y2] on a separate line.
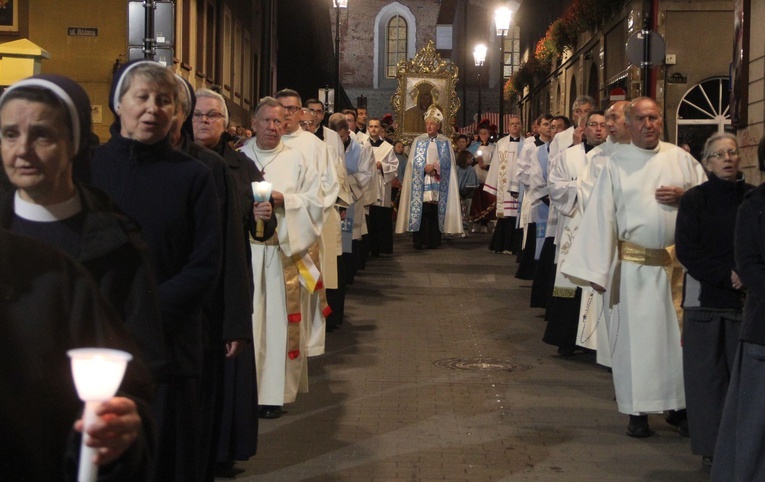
[334, 0, 348, 112]
[473, 44, 487, 125]
[495, 6, 512, 137]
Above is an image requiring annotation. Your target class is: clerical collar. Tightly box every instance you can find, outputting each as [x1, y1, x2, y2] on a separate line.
[583, 140, 595, 154]
[429, 136, 437, 142]
[14, 190, 82, 222]
[313, 126, 324, 140]
[343, 137, 351, 149]
[369, 137, 383, 147]
[356, 126, 367, 134]
[509, 136, 520, 142]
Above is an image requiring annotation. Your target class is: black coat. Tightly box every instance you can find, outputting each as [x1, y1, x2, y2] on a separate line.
[735, 184, 765, 345]
[90, 127, 222, 377]
[213, 138, 277, 290]
[676, 173, 753, 309]
[0, 184, 167, 377]
[178, 134, 255, 345]
[0, 227, 154, 481]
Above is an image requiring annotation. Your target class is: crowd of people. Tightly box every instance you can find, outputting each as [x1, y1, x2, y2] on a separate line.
[3, 58, 765, 481]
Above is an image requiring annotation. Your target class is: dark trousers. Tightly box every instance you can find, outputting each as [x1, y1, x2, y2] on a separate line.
[489, 217, 521, 253]
[683, 308, 741, 457]
[543, 288, 583, 349]
[530, 237, 555, 308]
[515, 224, 537, 280]
[368, 205, 393, 255]
[413, 202, 441, 249]
[326, 255, 346, 328]
[711, 341, 765, 481]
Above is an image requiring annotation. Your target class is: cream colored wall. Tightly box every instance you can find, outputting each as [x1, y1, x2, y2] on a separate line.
[29, 0, 126, 140]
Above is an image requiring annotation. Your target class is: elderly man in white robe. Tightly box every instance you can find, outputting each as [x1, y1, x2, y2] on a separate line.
[548, 95, 594, 160]
[367, 117, 399, 257]
[275, 89, 350, 357]
[395, 106, 463, 248]
[562, 97, 706, 437]
[242, 97, 323, 419]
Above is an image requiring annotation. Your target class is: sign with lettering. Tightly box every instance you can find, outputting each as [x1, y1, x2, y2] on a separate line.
[67, 27, 98, 37]
[667, 73, 687, 84]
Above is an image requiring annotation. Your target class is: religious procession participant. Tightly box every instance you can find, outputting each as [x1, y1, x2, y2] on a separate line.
[562, 97, 706, 437]
[91, 60, 223, 482]
[329, 113, 374, 285]
[485, 115, 523, 254]
[527, 115, 569, 309]
[395, 106, 463, 248]
[366, 117, 399, 257]
[177, 83, 274, 479]
[676, 133, 752, 468]
[275, 89, 348, 357]
[356, 105, 368, 137]
[544, 111, 607, 356]
[711, 136, 765, 481]
[304, 99, 349, 330]
[549, 95, 594, 160]
[0, 74, 165, 377]
[241, 97, 323, 420]
[511, 114, 551, 279]
[467, 123, 495, 233]
[568, 100, 631, 367]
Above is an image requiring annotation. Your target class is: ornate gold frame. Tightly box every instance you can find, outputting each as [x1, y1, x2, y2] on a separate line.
[391, 40, 460, 144]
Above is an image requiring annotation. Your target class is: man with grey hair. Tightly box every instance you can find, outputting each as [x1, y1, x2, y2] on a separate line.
[562, 97, 706, 437]
[241, 96, 323, 419]
[549, 95, 595, 160]
[395, 106, 463, 248]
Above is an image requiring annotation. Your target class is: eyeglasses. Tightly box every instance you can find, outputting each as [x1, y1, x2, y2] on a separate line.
[279, 104, 301, 114]
[587, 122, 607, 128]
[307, 108, 324, 115]
[299, 120, 314, 127]
[708, 149, 740, 160]
[192, 111, 224, 121]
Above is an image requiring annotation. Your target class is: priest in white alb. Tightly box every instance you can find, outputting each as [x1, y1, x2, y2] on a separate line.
[366, 117, 399, 257]
[242, 97, 323, 419]
[561, 97, 706, 437]
[485, 115, 523, 254]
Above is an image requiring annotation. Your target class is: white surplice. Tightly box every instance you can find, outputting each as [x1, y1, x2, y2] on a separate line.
[282, 129, 342, 356]
[369, 139, 399, 207]
[484, 136, 520, 218]
[562, 141, 706, 414]
[241, 141, 323, 405]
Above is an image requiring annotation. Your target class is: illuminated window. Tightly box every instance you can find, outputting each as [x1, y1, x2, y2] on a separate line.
[386, 15, 407, 78]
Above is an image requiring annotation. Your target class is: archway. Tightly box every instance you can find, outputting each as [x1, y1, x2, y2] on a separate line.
[568, 75, 577, 115]
[676, 76, 731, 160]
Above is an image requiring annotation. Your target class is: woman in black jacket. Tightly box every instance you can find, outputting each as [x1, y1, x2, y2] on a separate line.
[0, 74, 166, 376]
[89, 60, 222, 482]
[676, 133, 753, 467]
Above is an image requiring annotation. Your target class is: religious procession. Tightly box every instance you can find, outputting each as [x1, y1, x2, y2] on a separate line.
[3, 0, 765, 480]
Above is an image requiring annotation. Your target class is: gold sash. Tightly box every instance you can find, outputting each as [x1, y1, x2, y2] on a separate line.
[618, 240, 684, 331]
[252, 233, 303, 359]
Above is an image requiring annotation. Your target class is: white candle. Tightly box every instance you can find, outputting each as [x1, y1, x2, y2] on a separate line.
[251, 181, 273, 202]
[68, 349, 132, 482]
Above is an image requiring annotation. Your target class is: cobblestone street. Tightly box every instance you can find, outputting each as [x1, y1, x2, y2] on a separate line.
[231, 233, 710, 481]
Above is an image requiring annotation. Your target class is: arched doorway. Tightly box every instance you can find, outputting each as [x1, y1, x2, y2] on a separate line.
[676, 76, 732, 160]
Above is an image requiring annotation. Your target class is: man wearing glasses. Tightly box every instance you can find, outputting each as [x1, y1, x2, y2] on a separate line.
[275, 89, 349, 360]
[544, 111, 607, 356]
[563, 97, 707, 438]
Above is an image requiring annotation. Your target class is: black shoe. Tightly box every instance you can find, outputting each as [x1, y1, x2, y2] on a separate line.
[665, 409, 689, 437]
[215, 461, 245, 478]
[626, 415, 654, 438]
[259, 405, 284, 419]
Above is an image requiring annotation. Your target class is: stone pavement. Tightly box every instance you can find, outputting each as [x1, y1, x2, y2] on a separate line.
[227, 232, 710, 481]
